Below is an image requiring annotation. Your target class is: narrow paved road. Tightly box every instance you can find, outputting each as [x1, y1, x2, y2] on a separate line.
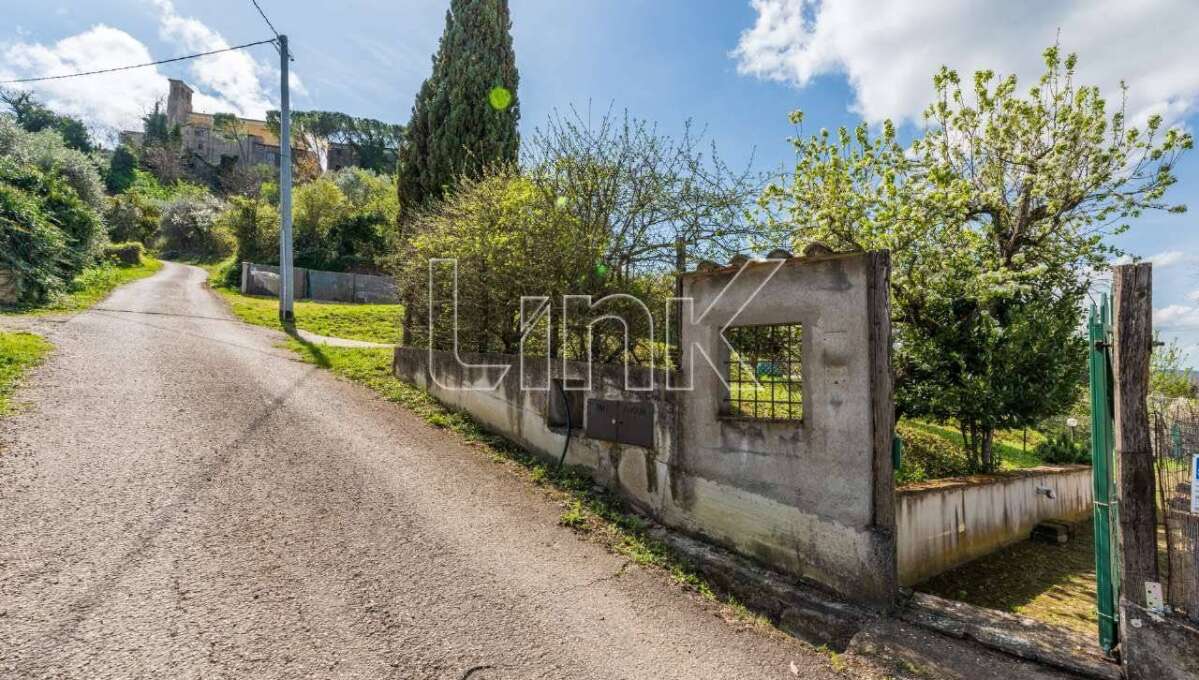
[0, 263, 835, 679]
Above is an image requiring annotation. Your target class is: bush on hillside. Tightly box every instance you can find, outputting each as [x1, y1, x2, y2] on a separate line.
[103, 242, 144, 267]
[105, 192, 161, 245]
[159, 195, 234, 258]
[0, 155, 104, 284]
[1034, 432, 1090, 465]
[0, 179, 70, 302]
[217, 196, 278, 286]
[105, 145, 137, 194]
[0, 118, 105, 212]
[894, 423, 975, 485]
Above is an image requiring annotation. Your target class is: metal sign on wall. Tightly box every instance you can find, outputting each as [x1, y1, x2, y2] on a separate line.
[585, 399, 655, 449]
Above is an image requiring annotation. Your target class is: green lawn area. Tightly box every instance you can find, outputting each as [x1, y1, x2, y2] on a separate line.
[197, 257, 403, 345]
[0, 332, 51, 415]
[917, 518, 1098, 635]
[1, 258, 163, 316]
[902, 419, 1050, 470]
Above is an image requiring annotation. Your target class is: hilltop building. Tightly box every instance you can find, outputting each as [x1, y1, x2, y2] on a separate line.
[120, 79, 359, 171]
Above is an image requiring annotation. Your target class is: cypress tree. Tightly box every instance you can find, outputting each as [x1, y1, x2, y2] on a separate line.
[397, 0, 519, 219]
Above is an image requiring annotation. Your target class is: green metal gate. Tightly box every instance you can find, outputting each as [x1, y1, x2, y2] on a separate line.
[1088, 295, 1120, 654]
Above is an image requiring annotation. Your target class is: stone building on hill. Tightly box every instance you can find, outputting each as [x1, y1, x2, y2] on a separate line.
[119, 79, 359, 172]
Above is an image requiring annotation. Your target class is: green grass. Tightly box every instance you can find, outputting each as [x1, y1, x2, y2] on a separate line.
[1, 258, 163, 315]
[917, 518, 1098, 635]
[199, 257, 403, 345]
[0, 332, 51, 415]
[902, 419, 1050, 470]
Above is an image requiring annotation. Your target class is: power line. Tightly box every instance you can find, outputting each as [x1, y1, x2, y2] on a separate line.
[0, 39, 277, 85]
[249, 0, 281, 39]
[247, 0, 292, 62]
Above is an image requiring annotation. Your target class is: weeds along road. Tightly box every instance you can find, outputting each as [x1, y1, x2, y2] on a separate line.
[0, 262, 834, 679]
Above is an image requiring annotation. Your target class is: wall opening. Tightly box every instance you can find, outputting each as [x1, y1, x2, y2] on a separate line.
[722, 323, 804, 421]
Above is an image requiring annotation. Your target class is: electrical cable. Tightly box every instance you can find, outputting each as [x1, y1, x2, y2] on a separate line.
[0, 39, 277, 85]
[248, 0, 281, 39]
[555, 381, 573, 473]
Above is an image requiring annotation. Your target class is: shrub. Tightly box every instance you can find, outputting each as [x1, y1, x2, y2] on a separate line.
[0, 155, 104, 285]
[1034, 432, 1089, 465]
[159, 194, 234, 258]
[0, 118, 105, 212]
[292, 177, 347, 269]
[0, 179, 69, 302]
[106, 145, 137, 194]
[894, 423, 974, 485]
[105, 193, 160, 245]
[217, 196, 278, 285]
[397, 165, 607, 355]
[103, 242, 144, 266]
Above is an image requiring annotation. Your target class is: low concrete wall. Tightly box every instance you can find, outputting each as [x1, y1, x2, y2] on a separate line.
[394, 251, 898, 608]
[0, 268, 18, 304]
[241, 262, 397, 304]
[896, 465, 1093, 585]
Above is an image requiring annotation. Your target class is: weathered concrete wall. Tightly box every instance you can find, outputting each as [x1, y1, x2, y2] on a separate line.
[0, 268, 18, 304]
[241, 262, 397, 304]
[393, 251, 898, 608]
[896, 466, 1093, 585]
[676, 252, 896, 607]
[242, 262, 308, 300]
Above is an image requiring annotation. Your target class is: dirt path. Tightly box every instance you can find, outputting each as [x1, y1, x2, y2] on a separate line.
[0, 262, 844, 679]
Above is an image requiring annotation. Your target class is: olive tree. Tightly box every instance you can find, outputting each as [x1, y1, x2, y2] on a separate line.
[759, 45, 1191, 471]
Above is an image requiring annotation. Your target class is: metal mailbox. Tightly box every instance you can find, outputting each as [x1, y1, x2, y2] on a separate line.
[584, 399, 655, 449]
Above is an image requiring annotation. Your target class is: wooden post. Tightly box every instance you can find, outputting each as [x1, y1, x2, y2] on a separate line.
[867, 250, 897, 608]
[1112, 262, 1159, 608]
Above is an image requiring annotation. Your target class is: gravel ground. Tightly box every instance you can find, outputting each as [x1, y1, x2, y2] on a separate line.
[0, 262, 844, 680]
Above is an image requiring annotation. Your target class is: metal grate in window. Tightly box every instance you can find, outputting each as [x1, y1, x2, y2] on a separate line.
[723, 323, 803, 420]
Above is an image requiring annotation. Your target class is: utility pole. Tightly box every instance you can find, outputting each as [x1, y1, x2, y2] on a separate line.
[278, 34, 294, 322]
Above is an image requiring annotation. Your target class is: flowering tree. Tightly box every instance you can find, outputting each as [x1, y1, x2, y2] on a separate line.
[760, 45, 1192, 471]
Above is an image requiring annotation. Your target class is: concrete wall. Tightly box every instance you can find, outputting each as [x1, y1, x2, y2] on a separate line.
[896, 465, 1093, 585]
[393, 251, 898, 608]
[676, 252, 896, 607]
[241, 262, 398, 304]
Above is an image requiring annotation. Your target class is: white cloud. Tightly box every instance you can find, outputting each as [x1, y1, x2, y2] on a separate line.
[0, 25, 168, 133]
[1155, 304, 1199, 330]
[733, 0, 1199, 127]
[149, 0, 285, 118]
[1187, 290, 1199, 303]
[0, 0, 287, 133]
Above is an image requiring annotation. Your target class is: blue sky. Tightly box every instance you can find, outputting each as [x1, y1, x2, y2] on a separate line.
[3, 0, 1198, 364]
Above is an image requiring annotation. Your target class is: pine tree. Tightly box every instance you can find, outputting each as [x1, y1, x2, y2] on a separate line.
[397, 0, 519, 220]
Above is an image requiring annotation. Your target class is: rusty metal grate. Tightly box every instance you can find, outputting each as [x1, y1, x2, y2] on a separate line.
[723, 323, 803, 420]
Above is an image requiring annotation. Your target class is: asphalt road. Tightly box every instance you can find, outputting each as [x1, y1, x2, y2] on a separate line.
[0, 263, 839, 679]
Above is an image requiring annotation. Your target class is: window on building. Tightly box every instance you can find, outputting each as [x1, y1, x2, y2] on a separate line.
[723, 323, 803, 421]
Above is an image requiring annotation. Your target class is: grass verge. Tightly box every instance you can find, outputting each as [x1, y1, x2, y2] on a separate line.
[283, 339, 773, 631]
[0, 332, 51, 415]
[198, 258, 402, 345]
[1, 258, 163, 316]
[902, 419, 1050, 470]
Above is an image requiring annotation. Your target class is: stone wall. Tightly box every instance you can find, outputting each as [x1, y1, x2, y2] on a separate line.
[896, 465, 1093, 585]
[241, 262, 397, 304]
[393, 251, 898, 608]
